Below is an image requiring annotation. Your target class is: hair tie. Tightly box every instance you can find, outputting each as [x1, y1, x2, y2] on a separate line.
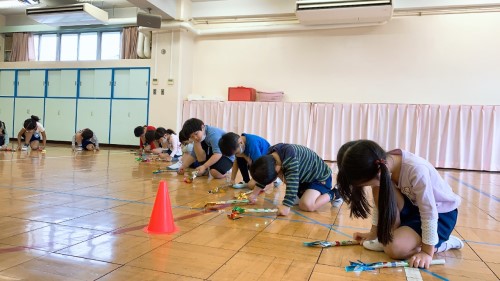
[375, 159, 387, 165]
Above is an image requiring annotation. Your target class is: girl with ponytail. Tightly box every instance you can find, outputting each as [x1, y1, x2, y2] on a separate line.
[336, 140, 462, 269]
[16, 115, 47, 151]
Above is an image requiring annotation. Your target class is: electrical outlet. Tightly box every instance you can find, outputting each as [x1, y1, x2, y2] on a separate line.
[161, 89, 165, 95]
[153, 89, 157, 95]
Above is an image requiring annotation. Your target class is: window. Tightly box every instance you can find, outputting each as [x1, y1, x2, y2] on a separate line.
[29, 31, 122, 62]
[60, 34, 78, 61]
[78, 32, 98, 61]
[101, 31, 121, 60]
[33, 35, 40, 61]
[38, 34, 57, 61]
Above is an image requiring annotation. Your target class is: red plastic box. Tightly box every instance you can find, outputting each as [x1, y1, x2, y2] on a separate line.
[228, 87, 256, 101]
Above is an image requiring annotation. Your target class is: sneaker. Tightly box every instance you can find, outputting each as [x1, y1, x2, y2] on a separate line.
[166, 162, 181, 170]
[363, 239, 384, 252]
[76, 146, 83, 151]
[233, 182, 248, 189]
[436, 235, 464, 252]
[274, 178, 282, 188]
[330, 188, 343, 208]
[21, 144, 29, 151]
[331, 197, 343, 208]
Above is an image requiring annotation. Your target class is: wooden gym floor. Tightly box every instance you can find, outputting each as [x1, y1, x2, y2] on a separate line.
[0, 145, 498, 280]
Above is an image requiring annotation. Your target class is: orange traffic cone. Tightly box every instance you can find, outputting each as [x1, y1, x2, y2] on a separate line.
[144, 180, 178, 234]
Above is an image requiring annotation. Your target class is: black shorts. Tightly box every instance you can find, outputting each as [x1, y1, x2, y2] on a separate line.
[400, 195, 458, 248]
[200, 140, 233, 174]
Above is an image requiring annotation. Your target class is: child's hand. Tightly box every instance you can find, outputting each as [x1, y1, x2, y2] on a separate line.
[177, 167, 185, 175]
[353, 231, 377, 243]
[409, 252, 433, 269]
[195, 165, 207, 175]
[277, 205, 290, 216]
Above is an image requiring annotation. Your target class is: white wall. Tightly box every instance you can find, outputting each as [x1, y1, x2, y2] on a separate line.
[190, 13, 500, 105]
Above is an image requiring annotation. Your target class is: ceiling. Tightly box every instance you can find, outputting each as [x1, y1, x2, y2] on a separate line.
[1, 0, 500, 27]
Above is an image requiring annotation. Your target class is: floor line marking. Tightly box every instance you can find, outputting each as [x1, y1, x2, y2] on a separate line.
[446, 175, 500, 203]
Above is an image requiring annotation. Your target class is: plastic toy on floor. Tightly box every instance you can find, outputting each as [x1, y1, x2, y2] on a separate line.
[136, 154, 151, 162]
[234, 190, 253, 200]
[204, 199, 249, 208]
[183, 171, 198, 183]
[345, 259, 445, 272]
[303, 240, 359, 248]
[208, 183, 233, 194]
[227, 206, 277, 220]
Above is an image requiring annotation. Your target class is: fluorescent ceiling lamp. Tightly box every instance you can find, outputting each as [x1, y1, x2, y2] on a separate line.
[26, 3, 108, 26]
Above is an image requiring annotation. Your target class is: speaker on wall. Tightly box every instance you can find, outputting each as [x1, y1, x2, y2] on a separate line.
[137, 12, 162, 28]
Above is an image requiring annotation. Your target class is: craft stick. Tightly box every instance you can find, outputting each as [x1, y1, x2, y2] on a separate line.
[303, 240, 359, 247]
[345, 259, 445, 272]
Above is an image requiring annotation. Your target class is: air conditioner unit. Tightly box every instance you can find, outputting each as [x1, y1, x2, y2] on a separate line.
[26, 3, 108, 26]
[296, 0, 393, 25]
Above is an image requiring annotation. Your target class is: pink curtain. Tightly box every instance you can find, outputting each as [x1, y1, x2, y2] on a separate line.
[121, 26, 138, 59]
[182, 101, 499, 171]
[10, 33, 35, 62]
[182, 101, 311, 146]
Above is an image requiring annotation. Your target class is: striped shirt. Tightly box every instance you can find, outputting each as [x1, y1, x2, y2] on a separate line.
[269, 144, 332, 207]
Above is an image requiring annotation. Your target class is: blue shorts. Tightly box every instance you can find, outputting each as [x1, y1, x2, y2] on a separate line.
[82, 139, 95, 150]
[23, 132, 41, 143]
[297, 175, 335, 200]
[399, 195, 458, 248]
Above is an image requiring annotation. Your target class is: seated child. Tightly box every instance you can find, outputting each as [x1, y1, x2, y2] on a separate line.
[177, 118, 234, 179]
[134, 125, 156, 152]
[154, 127, 182, 161]
[72, 128, 99, 151]
[166, 130, 199, 170]
[219, 132, 280, 189]
[336, 139, 463, 268]
[17, 115, 46, 151]
[250, 143, 341, 216]
[0, 120, 9, 150]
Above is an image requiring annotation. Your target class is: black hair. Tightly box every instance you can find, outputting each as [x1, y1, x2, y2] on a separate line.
[218, 132, 240, 157]
[166, 129, 176, 135]
[181, 118, 204, 138]
[155, 127, 167, 140]
[178, 129, 188, 143]
[23, 115, 40, 130]
[336, 139, 396, 245]
[81, 129, 93, 140]
[145, 130, 156, 144]
[0, 120, 5, 134]
[134, 126, 145, 137]
[249, 155, 278, 188]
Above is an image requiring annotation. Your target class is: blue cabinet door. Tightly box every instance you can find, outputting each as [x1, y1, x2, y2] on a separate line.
[0, 70, 15, 97]
[0, 97, 14, 136]
[45, 99, 76, 141]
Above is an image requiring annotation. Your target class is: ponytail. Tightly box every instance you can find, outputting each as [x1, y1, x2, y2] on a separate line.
[336, 139, 397, 245]
[376, 160, 397, 245]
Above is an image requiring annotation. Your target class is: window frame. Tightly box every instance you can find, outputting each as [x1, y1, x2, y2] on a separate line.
[30, 29, 122, 62]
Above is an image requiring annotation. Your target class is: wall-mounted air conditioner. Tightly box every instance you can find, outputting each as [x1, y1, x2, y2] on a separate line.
[26, 3, 108, 26]
[296, 0, 393, 25]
